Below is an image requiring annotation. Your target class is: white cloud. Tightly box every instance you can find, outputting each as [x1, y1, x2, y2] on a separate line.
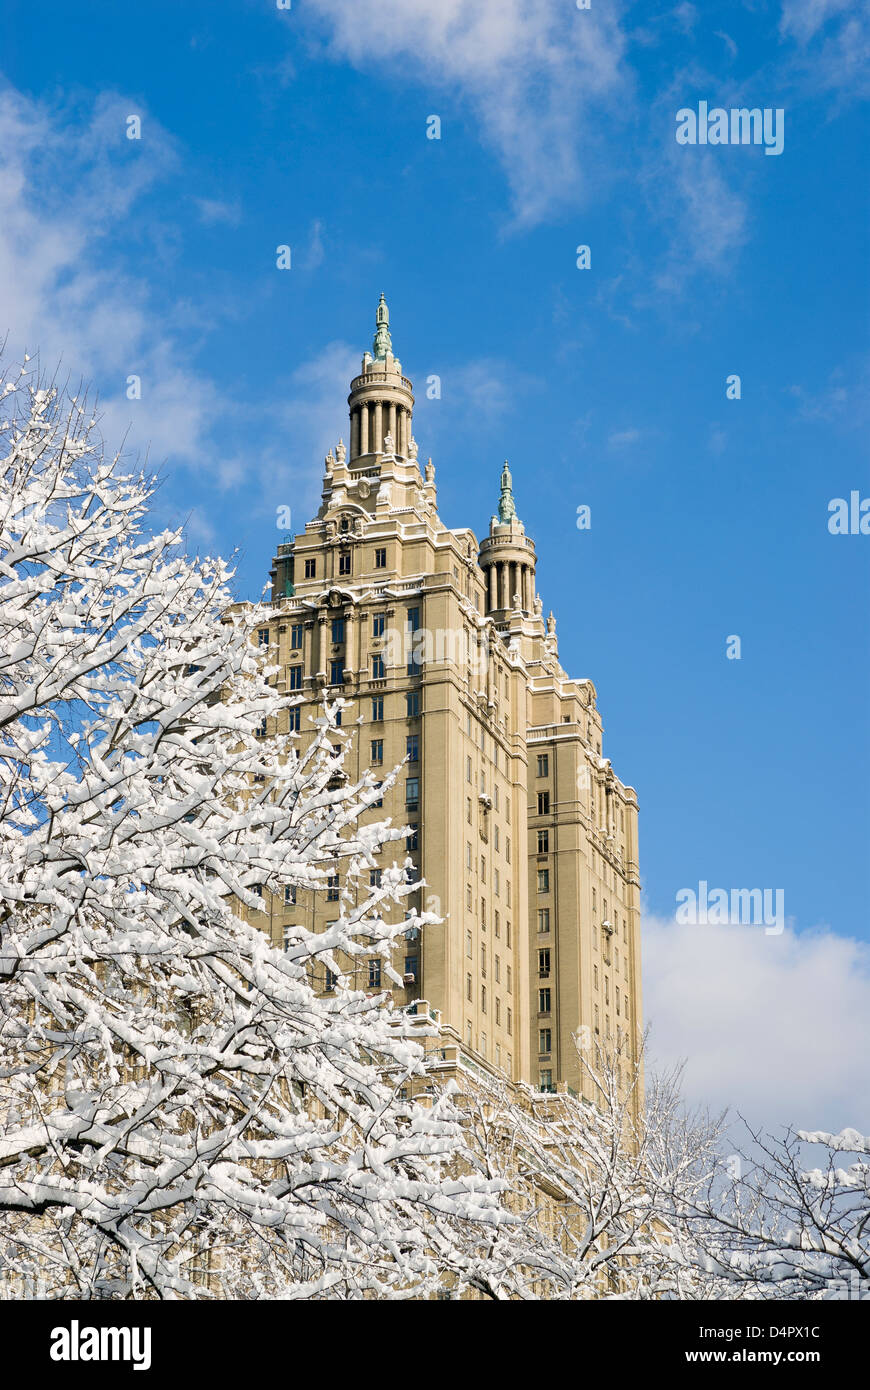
[306, 0, 630, 227]
[0, 84, 227, 478]
[608, 427, 642, 448]
[643, 913, 870, 1134]
[779, 1, 870, 99]
[195, 197, 241, 226]
[780, 0, 852, 43]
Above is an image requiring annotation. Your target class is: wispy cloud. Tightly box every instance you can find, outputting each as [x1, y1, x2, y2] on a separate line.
[779, 0, 870, 99]
[0, 84, 228, 480]
[194, 197, 242, 226]
[608, 427, 642, 448]
[305, 0, 630, 228]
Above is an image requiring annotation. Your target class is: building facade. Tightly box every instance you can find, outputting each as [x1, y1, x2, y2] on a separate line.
[252, 296, 642, 1098]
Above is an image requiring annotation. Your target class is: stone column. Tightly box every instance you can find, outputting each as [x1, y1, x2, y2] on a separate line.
[350, 409, 360, 461]
[488, 564, 497, 612]
[316, 614, 328, 681]
[497, 562, 505, 610]
[373, 401, 383, 453]
[397, 407, 406, 456]
[345, 605, 357, 688]
[360, 403, 369, 455]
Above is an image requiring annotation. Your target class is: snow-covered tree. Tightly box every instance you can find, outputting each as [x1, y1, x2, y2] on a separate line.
[443, 1034, 733, 1300]
[689, 1125, 870, 1300]
[0, 367, 505, 1299]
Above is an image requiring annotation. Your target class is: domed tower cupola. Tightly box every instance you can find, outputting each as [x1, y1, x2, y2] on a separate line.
[347, 294, 416, 462]
[479, 461, 538, 617]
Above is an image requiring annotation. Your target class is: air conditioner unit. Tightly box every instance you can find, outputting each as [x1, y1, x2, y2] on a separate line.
[403, 972, 416, 985]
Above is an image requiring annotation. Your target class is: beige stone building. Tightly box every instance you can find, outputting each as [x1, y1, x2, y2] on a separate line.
[252, 296, 642, 1098]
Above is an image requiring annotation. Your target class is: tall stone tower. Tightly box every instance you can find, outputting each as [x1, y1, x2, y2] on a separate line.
[254, 297, 642, 1099]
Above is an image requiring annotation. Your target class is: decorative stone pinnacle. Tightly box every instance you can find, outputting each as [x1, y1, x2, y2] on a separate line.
[373, 292, 392, 360]
[497, 460, 517, 524]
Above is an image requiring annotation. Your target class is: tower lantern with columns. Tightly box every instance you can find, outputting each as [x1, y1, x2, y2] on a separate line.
[479, 461, 538, 616]
[347, 293, 416, 462]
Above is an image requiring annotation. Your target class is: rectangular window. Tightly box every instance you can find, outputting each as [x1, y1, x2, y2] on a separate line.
[282, 926, 294, 952]
[338, 551, 351, 575]
[506, 921, 512, 948]
[537, 791, 550, 815]
[466, 973, 472, 1001]
[539, 1070, 554, 1094]
[290, 623, 303, 649]
[537, 869, 550, 893]
[326, 875, 339, 902]
[407, 606, 420, 632]
[406, 777, 419, 811]
[257, 628, 270, 647]
[466, 930, 473, 959]
[406, 824, 418, 851]
[329, 660, 344, 686]
[372, 612, 385, 637]
[494, 825, 499, 853]
[480, 857, 486, 883]
[304, 558, 316, 578]
[331, 618, 345, 644]
[505, 835, 510, 863]
[467, 797, 472, 824]
[370, 739, 383, 765]
[284, 885, 297, 906]
[506, 964, 512, 994]
[325, 968, 337, 992]
[494, 868, 500, 896]
[481, 986, 487, 1013]
[466, 756, 472, 783]
[374, 547, 387, 568]
[480, 945, 487, 977]
[368, 959, 382, 989]
[506, 881, 511, 907]
[371, 696, 383, 721]
[480, 898, 487, 929]
[406, 734, 419, 762]
[288, 706, 300, 732]
[406, 690, 420, 717]
[494, 911, 500, 938]
[507, 1008, 512, 1036]
[404, 955, 418, 980]
[495, 997, 501, 1025]
[289, 665, 302, 691]
[466, 884, 472, 909]
[538, 988, 551, 1013]
[371, 654, 385, 679]
[538, 908, 550, 934]
[372, 782, 383, 808]
[369, 868, 382, 887]
[537, 828, 549, 854]
[537, 754, 549, 777]
[494, 955, 501, 983]
[538, 948, 551, 976]
[256, 717, 267, 739]
[539, 1028, 551, 1054]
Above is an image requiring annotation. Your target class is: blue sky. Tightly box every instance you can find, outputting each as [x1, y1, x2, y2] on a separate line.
[1, 0, 867, 1125]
